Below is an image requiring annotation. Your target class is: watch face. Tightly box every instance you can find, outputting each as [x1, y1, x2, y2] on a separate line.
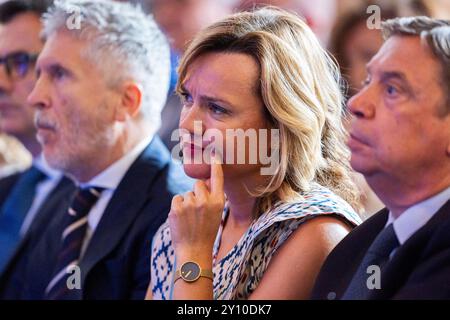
[180, 262, 201, 282]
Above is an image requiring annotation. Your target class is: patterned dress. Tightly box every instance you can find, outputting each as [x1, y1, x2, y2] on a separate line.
[151, 183, 361, 300]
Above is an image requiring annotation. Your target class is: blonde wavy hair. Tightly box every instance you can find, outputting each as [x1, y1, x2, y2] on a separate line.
[177, 7, 362, 213]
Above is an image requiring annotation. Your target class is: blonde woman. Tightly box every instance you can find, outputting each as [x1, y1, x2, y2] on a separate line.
[147, 7, 362, 300]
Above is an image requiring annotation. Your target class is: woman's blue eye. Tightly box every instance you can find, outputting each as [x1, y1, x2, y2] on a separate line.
[180, 93, 193, 105]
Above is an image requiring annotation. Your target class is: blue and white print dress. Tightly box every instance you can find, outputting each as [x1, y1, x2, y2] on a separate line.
[151, 183, 361, 300]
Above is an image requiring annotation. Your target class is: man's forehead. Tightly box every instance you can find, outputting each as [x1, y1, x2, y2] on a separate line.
[367, 36, 442, 90]
[367, 36, 440, 80]
[38, 31, 84, 64]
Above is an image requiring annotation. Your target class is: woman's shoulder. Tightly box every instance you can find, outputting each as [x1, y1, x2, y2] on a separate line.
[253, 183, 362, 235]
[285, 183, 359, 218]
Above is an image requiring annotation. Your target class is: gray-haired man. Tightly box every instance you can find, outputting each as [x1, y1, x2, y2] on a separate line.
[5, 0, 192, 300]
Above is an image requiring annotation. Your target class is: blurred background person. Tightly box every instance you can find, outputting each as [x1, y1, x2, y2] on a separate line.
[0, 133, 31, 178]
[398, 0, 450, 19]
[333, 0, 450, 94]
[331, 2, 397, 97]
[331, 0, 429, 97]
[237, 0, 337, 46]
[142, 0, 238, 150]
[335, 0, 448, 19]
[146, 0, 239, 54]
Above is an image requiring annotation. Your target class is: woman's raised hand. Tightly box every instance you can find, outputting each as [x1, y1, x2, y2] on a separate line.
[168, 153, 225, 262]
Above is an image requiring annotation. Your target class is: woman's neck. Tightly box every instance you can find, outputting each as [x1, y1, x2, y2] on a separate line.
[223, 173, 268, 228]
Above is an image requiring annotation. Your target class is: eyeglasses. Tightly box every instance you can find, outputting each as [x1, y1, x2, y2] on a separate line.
[0, 51, 39, 80]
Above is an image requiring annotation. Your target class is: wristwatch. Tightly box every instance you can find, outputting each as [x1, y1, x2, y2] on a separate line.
[175, 261, 214, 283]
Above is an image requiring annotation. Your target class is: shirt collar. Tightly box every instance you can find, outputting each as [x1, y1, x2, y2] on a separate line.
[33, 154, 62, 181]
[386, 186, 450, 245]
[79, 135, 154, 191]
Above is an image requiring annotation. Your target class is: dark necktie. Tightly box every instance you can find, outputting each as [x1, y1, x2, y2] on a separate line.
[45, 187, 103, 300]
[342, 224, 400, 299]
[0, 166, 47, 273]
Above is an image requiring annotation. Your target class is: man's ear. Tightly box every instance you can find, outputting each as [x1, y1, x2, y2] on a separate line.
[115, 82, 142, 121]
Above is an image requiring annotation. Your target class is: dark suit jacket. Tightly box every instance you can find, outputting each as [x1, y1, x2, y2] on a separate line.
[311, 200, 450, 300]
[12, 136, 192, 300]
[0, 172, 21, 208]
[0, 175, 75, 295]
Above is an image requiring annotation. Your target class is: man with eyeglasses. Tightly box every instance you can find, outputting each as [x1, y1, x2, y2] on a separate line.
[0, 0, 75, 297]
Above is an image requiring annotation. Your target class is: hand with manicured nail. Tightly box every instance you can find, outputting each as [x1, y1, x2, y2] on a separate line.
[168, 153, 225, 263]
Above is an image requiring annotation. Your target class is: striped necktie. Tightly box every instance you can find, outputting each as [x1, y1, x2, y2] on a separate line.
[45, 187, 103, 300]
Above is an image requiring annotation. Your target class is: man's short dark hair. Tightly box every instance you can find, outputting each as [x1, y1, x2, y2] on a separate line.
[0, 0, 52, 24]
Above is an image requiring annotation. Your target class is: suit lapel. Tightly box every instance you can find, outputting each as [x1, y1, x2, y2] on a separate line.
[27, 177, 75, 237]
[78, 137, 170, 286]
[0, 176, 75, 281]
[349, 209, 389, 264]
[333, 209, 388, 296]
[370, 200, 450, 299]
[0, 172, 21, 207]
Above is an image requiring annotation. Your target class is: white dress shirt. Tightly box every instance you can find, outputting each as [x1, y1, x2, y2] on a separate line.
[385, 186, 450, 246]
[20, 155, 63, 235]
[78, 135, 154, 257]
